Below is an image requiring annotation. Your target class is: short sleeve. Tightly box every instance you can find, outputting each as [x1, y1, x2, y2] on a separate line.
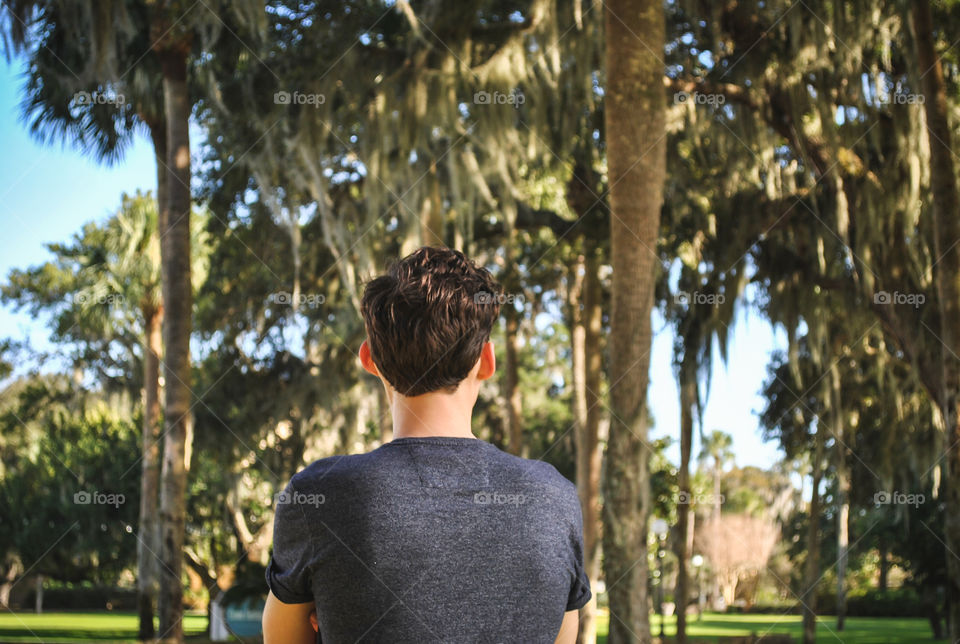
[265, 479, 315, 604]
[566, 492, 593, 611]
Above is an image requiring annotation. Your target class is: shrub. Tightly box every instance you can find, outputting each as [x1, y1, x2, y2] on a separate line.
[844, 588, 924, 618]
[20, 586, 138, 610]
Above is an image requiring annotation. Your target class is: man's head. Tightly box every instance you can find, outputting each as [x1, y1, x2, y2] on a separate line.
[359, 246, 502, 397]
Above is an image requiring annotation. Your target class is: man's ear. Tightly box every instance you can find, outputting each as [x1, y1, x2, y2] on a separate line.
[358, 340, 380, 377]
[476, 341, 496, 381]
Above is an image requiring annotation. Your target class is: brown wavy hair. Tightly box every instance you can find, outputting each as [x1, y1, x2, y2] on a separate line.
[360, 247, 503, 396]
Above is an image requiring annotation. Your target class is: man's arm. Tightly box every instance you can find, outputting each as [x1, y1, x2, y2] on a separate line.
[262, 590, 316, 644]
[554, 609, 579, 644]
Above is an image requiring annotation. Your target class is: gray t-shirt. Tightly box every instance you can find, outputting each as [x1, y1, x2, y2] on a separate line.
[265, 436, 592, 643]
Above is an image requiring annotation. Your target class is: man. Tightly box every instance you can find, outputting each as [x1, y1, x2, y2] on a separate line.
[262, 247, 591, 643]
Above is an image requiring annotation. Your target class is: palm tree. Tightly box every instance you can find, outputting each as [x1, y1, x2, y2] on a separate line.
[46, 197, 210, 637]
[0, 191, 208, 638]
[601, 0, 666, 640]
[1, 6, 168, 636]
[3, 3, 257, 639]
[145, 7, 196, 639]
[697, 428, 734, 613]
[97, 193, 165, 639]
[699, 430, 733, 520]
[675, 343, 698, 640]
[671, 305, 734, 640]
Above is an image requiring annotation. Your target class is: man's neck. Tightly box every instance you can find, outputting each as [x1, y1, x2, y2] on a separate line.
[388, 387, 477, 439]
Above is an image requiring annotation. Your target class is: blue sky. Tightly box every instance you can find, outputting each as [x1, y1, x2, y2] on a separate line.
[0, 56, 788, 470]
[0, 58, 156, 362]
[647, 300, 788, 469]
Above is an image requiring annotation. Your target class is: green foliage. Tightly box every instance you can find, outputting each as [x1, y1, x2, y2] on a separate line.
[0, 375, 139, 585]
[2, 0, 960, 627]
[834, 588, 925, 618]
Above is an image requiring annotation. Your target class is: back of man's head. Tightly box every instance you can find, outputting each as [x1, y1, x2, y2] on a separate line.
[360, 246, 502, 397]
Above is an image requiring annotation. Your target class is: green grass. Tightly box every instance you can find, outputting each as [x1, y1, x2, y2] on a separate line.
[597, 611, 941, 643]
[0, 611, 208, 643]
[0, 610, 938, 643]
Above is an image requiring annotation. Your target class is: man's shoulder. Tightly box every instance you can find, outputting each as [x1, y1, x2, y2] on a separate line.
[485, 447, 578, 501]
[289, 451, 372, 490]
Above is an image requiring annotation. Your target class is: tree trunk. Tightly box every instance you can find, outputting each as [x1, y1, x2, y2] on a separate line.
[184, 548, 219, 638]
[139, 115, 168, 643]
[719, 574, 737, 608]
[504, 303, 525, 457]
[922, 584, 945, 640]
[34, 575, 42, 614]
[911, 2, 960, 639]
[878, 537, 888, 592]
[831, 363, 849, 631]
[138, 302, 164, 640]
[226, 480, 272, 566]
[502, 216, 525, 458]
[835, 457, 850, 631]
[571, 248, 603, 644]
[570, 252, 588, 631]
[156, 46, 193, 644]
[566, 155, 605, 644]
[802, 425, 824, 644]
[420, 159, 445, 246]
[675, 353, 696, 643]
[601, 0, 665, 640]
[583, 249, 603, 644]
[713, 461, 722, 520]
[0, 560, 21, 608]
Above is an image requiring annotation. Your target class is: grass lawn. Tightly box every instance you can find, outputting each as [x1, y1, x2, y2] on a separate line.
[596, 611, 940, 643]
[0, 610, 939, 643]
[0, 612, 208, 643]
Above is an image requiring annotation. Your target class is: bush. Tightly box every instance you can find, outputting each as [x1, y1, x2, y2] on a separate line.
[733, 588, 924, 617]
[844, 588, 924, 618]
[727, 603, 801, 615]
[21, 586, 138, 611]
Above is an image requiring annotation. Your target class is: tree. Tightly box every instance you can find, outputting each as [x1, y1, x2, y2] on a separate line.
[910, 1, 960, 637]
[195, 4, 610, 634]
[601, 0, 665, 640]
[96, 192, 166, 639]
[0, 7, 169, 626]
[1, 2, 170, 636]
[565, 158, 607, 643]
[671, 311, 727, 639]
[699, 431, 733, 521]
[2, 190, 210, 632]
[695, 513, 778, 608]
[145, 5, 195, 638]
[3, 2, 262, 636]
[0, 375, 141, 603]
